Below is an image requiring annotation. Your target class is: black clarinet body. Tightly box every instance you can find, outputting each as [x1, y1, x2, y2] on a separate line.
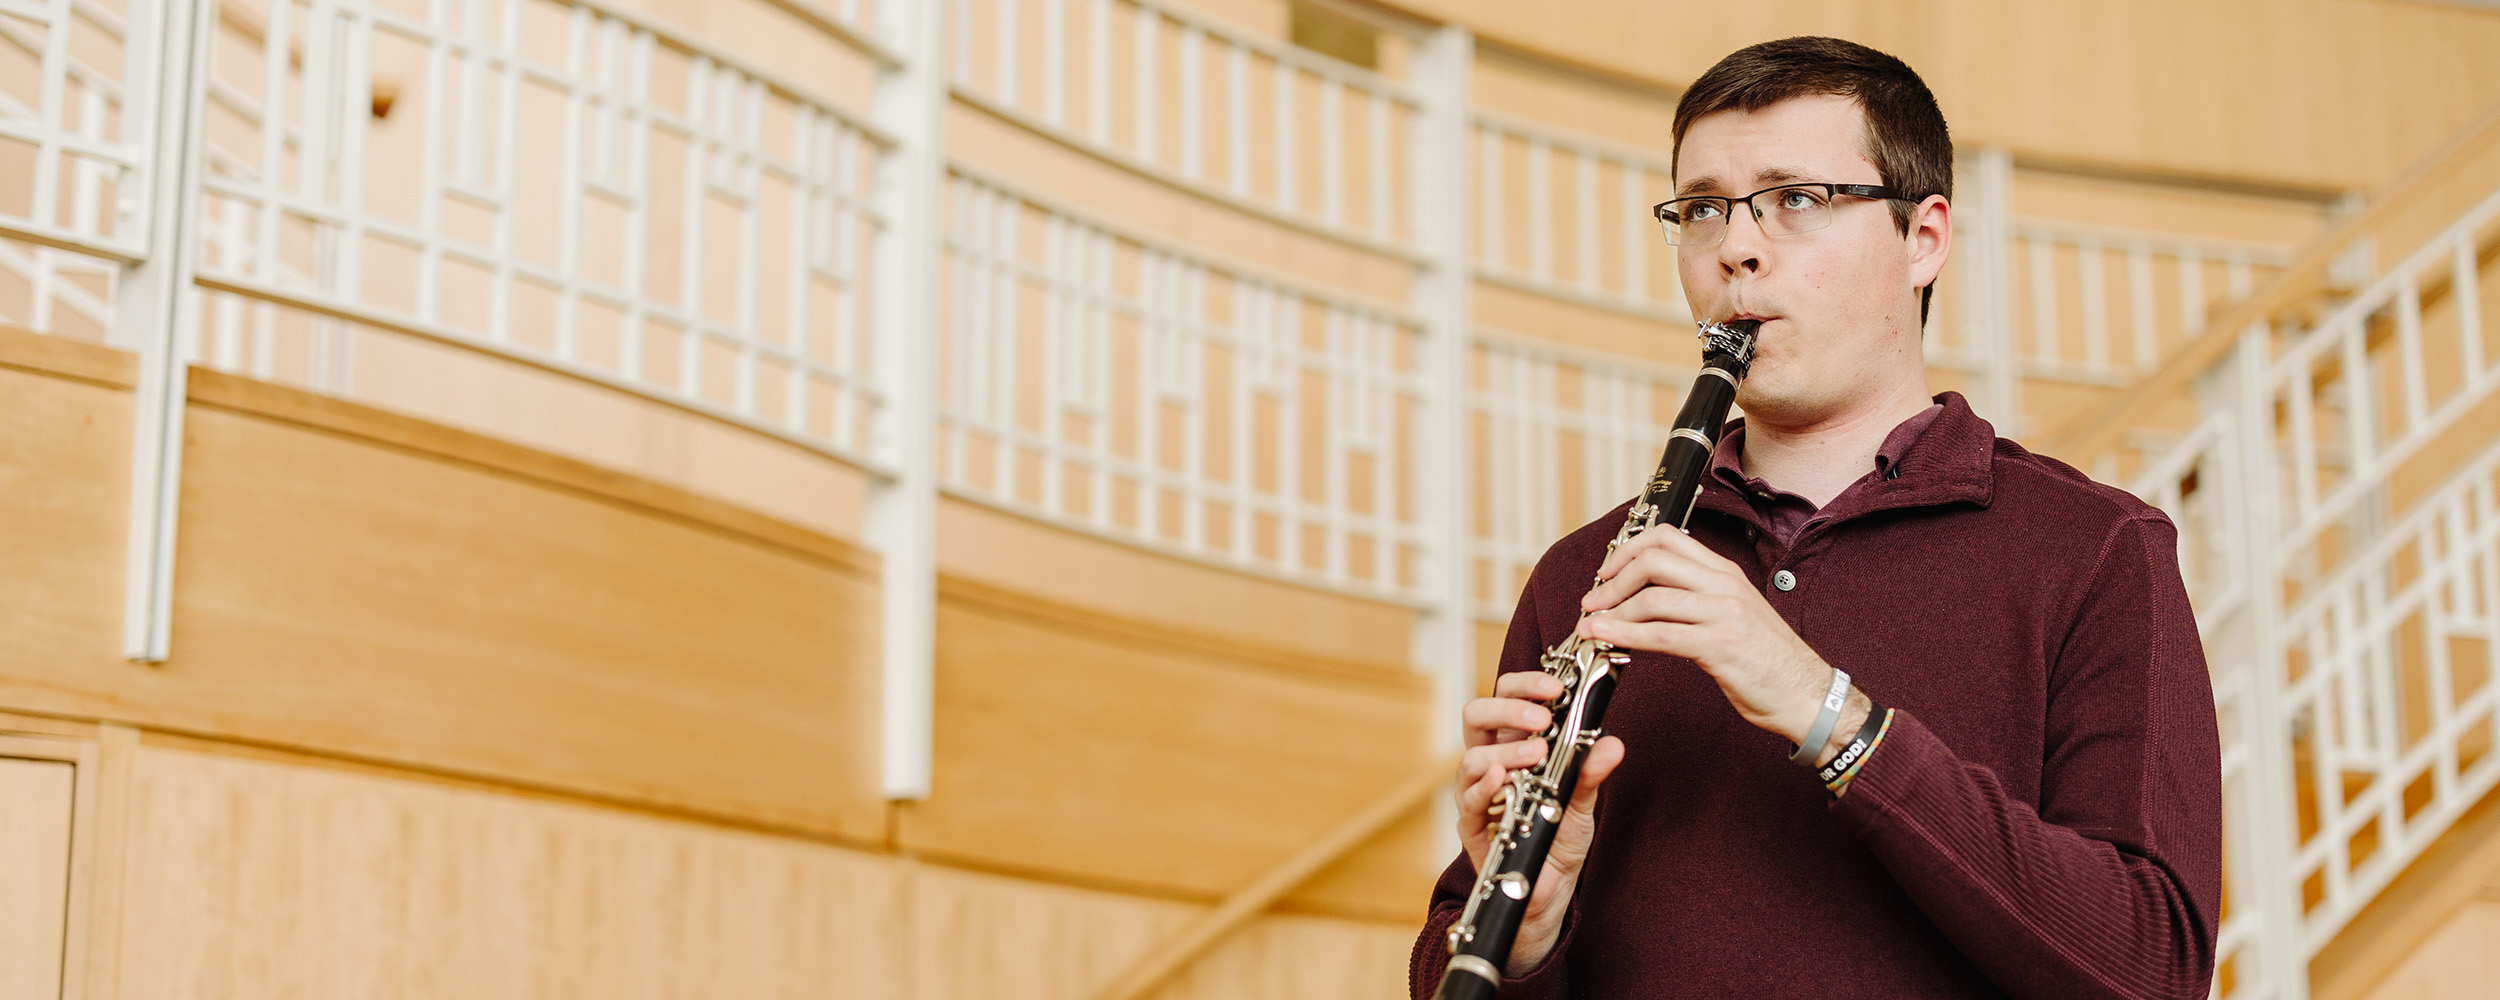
[1433, 319, 1757, 1000]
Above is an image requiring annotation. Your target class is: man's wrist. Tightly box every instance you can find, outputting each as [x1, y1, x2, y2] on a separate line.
[1814, 689, 1873, 768]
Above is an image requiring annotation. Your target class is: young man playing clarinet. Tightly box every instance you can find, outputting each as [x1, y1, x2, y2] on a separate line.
[1413, 36, 2223, 999]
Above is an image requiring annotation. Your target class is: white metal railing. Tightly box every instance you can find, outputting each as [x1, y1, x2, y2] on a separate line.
[187, 0, 894, 464]
[2129, 175, 2500, 999]
[944, 0, 1421, 258]
[0, 0, 150, 264]
[0, 0, 149, 340]
[1470, 331, 1692, 618]
[1471, 109, 1685, 323]
[938, 168, 1429, 600]
[1960, 218, 2286, 386]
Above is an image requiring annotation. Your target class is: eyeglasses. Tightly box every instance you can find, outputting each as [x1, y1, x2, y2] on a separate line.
[1652, 183, 1914, 247]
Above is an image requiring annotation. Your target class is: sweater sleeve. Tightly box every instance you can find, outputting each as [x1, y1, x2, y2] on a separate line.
[1409, 569, 1574, 1000]
[1829, 514, 2224, 1000]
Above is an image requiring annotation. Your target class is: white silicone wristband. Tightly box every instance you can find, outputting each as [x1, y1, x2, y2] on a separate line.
[1790, 666, 1851, 765]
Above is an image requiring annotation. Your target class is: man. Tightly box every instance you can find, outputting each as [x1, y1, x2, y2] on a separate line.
[1411, 37, 2221, 1000]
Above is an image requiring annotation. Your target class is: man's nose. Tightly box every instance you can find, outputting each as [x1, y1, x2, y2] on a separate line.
[1717, 204, 1768, 275]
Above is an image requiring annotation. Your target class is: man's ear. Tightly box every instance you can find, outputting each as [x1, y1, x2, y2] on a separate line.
[1908, 194, 1951, 294]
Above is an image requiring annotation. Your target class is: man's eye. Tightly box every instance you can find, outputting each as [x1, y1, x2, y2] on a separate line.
[1778, 189, 1823, 210]
[1681, 201, 1723, 222]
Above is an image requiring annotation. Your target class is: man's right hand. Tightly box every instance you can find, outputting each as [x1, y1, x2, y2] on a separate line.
[1456, 669, 1626, 977]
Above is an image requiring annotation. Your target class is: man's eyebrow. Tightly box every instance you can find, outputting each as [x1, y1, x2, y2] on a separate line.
[1676, 166, 1819, 198]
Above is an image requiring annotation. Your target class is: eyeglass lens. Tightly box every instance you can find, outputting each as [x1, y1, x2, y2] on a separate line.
[1657, 184, 1837, 246]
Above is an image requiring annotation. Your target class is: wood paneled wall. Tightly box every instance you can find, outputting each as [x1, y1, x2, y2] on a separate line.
[0, 329, 1444, 996]
[102, 739, 1411, 1000]
[1400, 0, 2500, 195]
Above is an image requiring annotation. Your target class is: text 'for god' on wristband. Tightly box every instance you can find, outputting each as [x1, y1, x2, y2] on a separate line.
[1818, 700, 1890, 785]
[1790, 667, 1852, 765]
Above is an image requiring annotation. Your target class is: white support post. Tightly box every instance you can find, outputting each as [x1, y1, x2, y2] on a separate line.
[867, 0, 947, 800]
[1956, 146, 2019, 436]
[2232, 323, 2311, 1000]
[1411, 25, 1473, 759]
[119, 0, 212, 663]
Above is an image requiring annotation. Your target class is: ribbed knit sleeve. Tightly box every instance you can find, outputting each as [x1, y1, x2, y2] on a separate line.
[1410, 561, 1575, 1000]
[1411, 859, 1576, 1000]
[1828, 514, 2223, 1000]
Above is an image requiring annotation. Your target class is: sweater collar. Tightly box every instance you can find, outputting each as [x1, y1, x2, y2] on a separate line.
[1693, 390, 1997, 528]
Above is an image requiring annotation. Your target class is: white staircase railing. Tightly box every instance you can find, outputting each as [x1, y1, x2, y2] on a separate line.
[2131, 174, 2500, 1000]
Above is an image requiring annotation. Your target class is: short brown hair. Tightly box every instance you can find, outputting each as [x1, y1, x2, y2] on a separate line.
[1671, 37, 1953, 320]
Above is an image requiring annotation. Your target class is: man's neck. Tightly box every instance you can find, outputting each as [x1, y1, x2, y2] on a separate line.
[1740, 387, 1936, 509]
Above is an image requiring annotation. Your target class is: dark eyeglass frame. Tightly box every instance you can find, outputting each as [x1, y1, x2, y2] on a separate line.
[1651, 183, 1916, 246]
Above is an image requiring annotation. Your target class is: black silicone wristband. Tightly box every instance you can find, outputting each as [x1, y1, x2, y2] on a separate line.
[1817, 699, 1888, 786]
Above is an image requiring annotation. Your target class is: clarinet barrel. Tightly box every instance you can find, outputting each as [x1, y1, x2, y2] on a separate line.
[1432, 319, 1756, 1000]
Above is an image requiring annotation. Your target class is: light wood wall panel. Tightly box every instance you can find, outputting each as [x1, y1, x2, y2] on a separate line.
[116, 744, 911, 1000]
[342, 333, 874, 543]
[1399, 0, 2500, 195]
[900, 579, 1438, 918]
[936, 498, 1416, 672]
[0, 337, 890, 844]
[0, 347, 132, 688]
[153, 393, 885, 840]
[110, 741, 1417, 1000]
[0, 756, 75, 999]
[2358, 900, 2500, 1000]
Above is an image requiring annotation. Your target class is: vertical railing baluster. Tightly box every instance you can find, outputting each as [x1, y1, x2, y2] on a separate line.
[1412, 26, 1474, 858]
[1132, 4, 1156, 164]
[1319, 76, 1343, 227]
[2079, 237, 2108, 375]
[1040, 0, 1063, 125]
[1574, 150, 1596, 295]
[1225, 43, 1248, 196]
[1621, 163, 1645, 307]
[1525, 136, 1549, 283]
[1086, 0, 1108, 143]
[2128, 245, 2157, 372]
[1368, 93, 1390, 241]
[1178, 23, 1201, 181]
[119, 0, 213, 662]
[867, 0, 948, 800]
[1272, 55, 1295, 216]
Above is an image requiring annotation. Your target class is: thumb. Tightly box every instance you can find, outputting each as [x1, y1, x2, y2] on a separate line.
[1542, 735, 1625, 877]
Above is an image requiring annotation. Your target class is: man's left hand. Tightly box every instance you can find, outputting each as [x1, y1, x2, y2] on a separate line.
[1576, 524, 1860, 756]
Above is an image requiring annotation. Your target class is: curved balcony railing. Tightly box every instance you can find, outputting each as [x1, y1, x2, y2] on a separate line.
[946, 0, 1421, 259]
[1468, 330, 1692, 619]
[938, 167, 1428, 601]
[190, 0, 894, 465]
[1470, 108, 1685, 324]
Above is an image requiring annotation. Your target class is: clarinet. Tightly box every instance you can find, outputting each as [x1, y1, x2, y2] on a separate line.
[1434, 318, 1758, 1000]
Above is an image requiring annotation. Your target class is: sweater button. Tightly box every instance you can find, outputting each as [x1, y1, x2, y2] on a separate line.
[1773, 569, 1797, 591]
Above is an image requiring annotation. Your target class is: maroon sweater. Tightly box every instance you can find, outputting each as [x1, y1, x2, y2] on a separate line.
[1410, 392, 2222, 999]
